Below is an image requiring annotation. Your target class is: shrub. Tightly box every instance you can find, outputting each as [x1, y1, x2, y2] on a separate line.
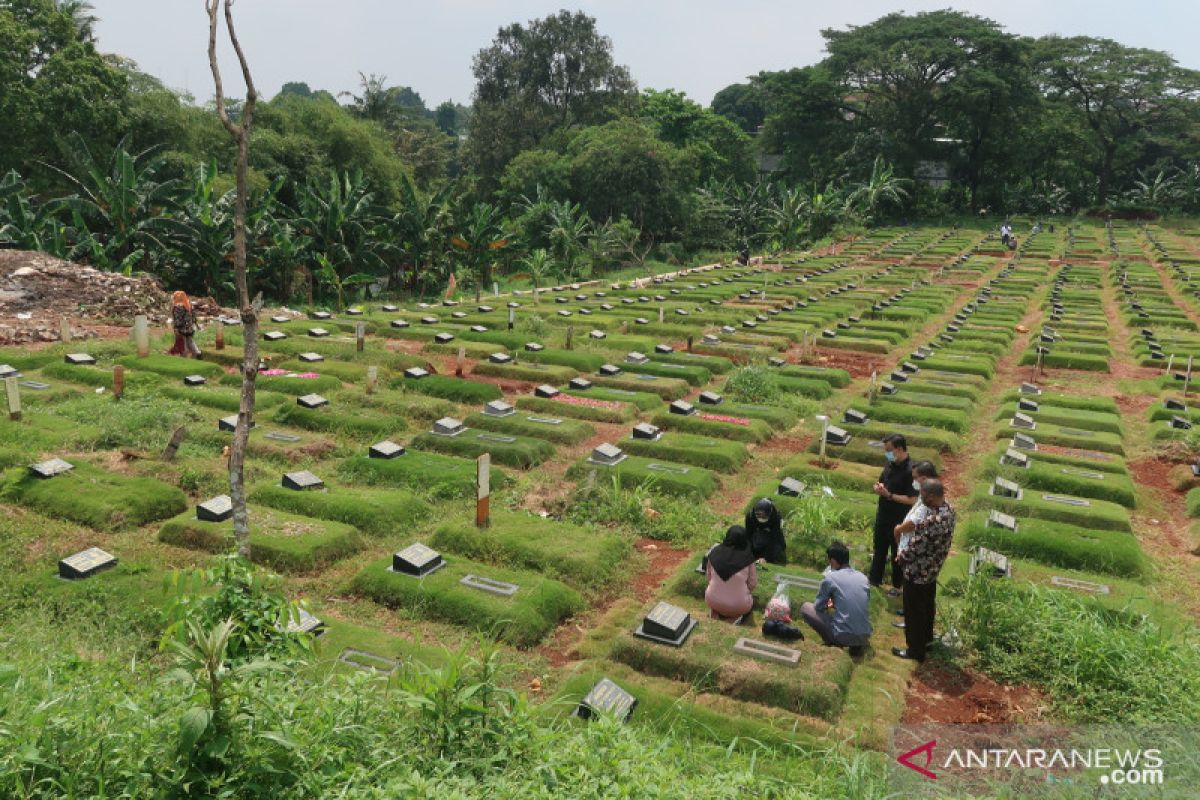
[220, 372, 343, 395]
[429, 511, 631, 592]
[724, 364, 777, 403]
[0, 461, 187, 532]
[336, 452, 507, 499]
[868, 401, 969, 434]
[115, 354, 223, 380]
[410, 428, 556, 469]
[471, 361, 578, 383]
[621, 432, 749, 473]
[464, 411, 594, 445]
[514, 395, 636, 423]
[951, 576, 1200, 723]
[248, 482, 430, 537]
[349, 555, 583, 648]
[982, 460, 1137, 508]
[271, 402, 405, 439]
[961, 512, 1146, 577]
[968, 486, 1132, 532]
[158, 507, 362, 573]
[650, 411, 772, 443]
[592, 373, 690, 400]
[567, 454, 718, 498]
[392, 375, 502, 404]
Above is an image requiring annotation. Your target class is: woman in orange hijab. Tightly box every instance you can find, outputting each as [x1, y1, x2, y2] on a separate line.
[168, 291, 201, 358]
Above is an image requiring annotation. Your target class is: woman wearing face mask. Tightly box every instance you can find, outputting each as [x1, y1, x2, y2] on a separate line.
[745, 497, 786, 565]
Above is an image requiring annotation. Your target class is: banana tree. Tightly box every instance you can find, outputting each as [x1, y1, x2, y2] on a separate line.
[511, 248, 558, 302]
[313, 253, 374, 311]
[293, 170, 393, 301]
[547, 200, 591, 281]
[448, 202, 508, 302]
[41, 133, 184, 274]
[845, 156, 910, 225]
[0, 170, 71, 254]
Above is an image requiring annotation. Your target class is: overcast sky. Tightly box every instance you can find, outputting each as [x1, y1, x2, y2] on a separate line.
[92, 1, 1200, 108]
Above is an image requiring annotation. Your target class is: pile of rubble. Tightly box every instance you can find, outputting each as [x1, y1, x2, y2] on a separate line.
[0, 250, 225, 345]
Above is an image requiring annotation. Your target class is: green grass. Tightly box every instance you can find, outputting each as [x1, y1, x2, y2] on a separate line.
[464, 411, 594, 445]
[867, 401, 969, 434]
[1018, 351, 1110, 371]
[158, 506, 362, 573]
[771, 375, 835, 399]
[348, 555, 583, 648]
[335, 451, 508, 499]
[811, 440, 943, 472]
[39, 362, 162, 391]
[650, 411, 772, 443]
[608, 594, 852, 720]
[777, 365, 852, 387]
[984, 443, 1128, 475]
[968, 486, 1132, 532]
[515, 348, 606, 372]
[157, 383, 289, 412]
[621, 432, 749, 473]
[961, 512, 1147, 578]
[567, 454, 719, 498]
[995, 404, 1123, 435]
[591, 373, 690, 400]
[248, 482, 430, 537]
[392, 375, 503, 404]
[999, 390, 1118, 413]
[429, 510, 632, 593]
[220, 372, 344, 395]
[115, 354, 224, 380]
[470, 361, 579, 383]
[621, 361, 711, 386]
[0, 461, 186, 532]
[713, 401, 799, 430]
[514, 395, 637, 423]
[992, 423, 1124, 455]
[564, 386, 663, 410]
[981, 460, 1137, 508]
[270, 402, 406, 439]
[410, 428, 556, 469]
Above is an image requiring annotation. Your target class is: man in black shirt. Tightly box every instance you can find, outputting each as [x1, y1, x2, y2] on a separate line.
[868, 433, 919, 591]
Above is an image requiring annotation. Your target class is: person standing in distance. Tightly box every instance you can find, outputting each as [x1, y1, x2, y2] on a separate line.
[869, 434, 919, 594]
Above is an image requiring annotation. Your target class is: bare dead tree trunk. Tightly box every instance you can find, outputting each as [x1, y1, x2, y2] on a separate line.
[207, 0, 260, 559]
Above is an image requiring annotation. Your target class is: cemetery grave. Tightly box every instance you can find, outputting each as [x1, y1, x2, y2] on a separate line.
[7, 220, 1197, 771]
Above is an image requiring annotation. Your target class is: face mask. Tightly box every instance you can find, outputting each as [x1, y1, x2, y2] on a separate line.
[755, 513, 768, 523]
[885, 451, 896, 463]
[912, 480, 921, 492]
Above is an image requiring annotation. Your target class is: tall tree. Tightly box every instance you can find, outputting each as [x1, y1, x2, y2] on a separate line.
[206, 0, 259, 560]
[464, 10, 637, 185]
[710, 81, 766, 134]
[640, 89, 756, 184]
[1034, 36, 1200, 205]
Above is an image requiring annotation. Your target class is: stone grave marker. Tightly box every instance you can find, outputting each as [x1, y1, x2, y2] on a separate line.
[669, 400, 696, 416]
[307, 328, 329, 338]
[880, 382, 897, 395]
[265, 432, 302, 443]
[987, 510, 1018, 531]
[297, 393, 329, 409]
[634, 601, 696, 647]
[1018, 398, 1039, 412]
[433, 417, 465, 436]
[569, 378, 593, 390]
[1000, 448, 1029, 468]
[843, 408, 869, 425]
[1010, 413, 1037, 430]
[733, 637, 800, 667]
[460, 574, 519, 597]
[310, 311, 332, 320]
[183, 374, 207, 386]
[64, 353, 96, 365]
[196, 494, 233, 522]
[632, 422, 662, 441]
[391, 542, 445, 577]
[434, 332, 455, 344]
[969, 546, 1011, 578]
[576, 678, 637, 722]
[484, 400, 515, 417]
[285, 609, 326, 636]
[1011, 433, 1037, 451]
[59, 546, 117, 580]
[599, 364, 623, 376]
[626, 352, 649, 366]
[404, 367, 429, 379]
[271, 314, 291, 323]
[1020, 382, 1041, 395]
[488, 353, 512, 365]
[0, 364, 19, 379]
[778, 477, 805, 496]
[774, 573, 821, 592]
[299, 352, 324, 363]
[338, 648, 399, 675]
[282, 471, 324, 491]
[420, 315, 438, 325]
[534, 384, 559, 398]
[369, 440, 405, 459]
[889, 371, 909, 383]
[1170, 416, 1192, 430]
[30, 458, 74, 478]
[698, 391, 722, 405]
[19, 381, 49, 390]
[1050, 575, 1110, 594]
[990, 477, 1022, 499]
[390, 319, 411, 329]
[824, 425, 852, 446]
[1042, 494, 1090, 507]
[589, 443, 626, 466]
[655, 344, 674, 354]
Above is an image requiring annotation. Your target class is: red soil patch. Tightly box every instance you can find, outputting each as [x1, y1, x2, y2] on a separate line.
[800, 348, 880, 380]
[902, 660, 1047, 725]
[536, 537, 690, 667]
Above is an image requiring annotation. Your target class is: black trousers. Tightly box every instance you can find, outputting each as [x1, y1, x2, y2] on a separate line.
[903, 580, 937, 660]
[869, 515, 903, 587]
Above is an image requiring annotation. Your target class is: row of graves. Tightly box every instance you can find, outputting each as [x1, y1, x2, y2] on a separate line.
[960, 248, 1149, 603]
[565, 228, 1019, 726]
[6, 222, 1153, 733]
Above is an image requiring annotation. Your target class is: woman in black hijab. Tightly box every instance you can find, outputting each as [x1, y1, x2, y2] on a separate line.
[705, 525, 758, 620]
[745, 498, 786, 565]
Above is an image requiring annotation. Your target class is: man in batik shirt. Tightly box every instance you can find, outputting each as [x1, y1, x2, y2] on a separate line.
[893, 478, 956, 662]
